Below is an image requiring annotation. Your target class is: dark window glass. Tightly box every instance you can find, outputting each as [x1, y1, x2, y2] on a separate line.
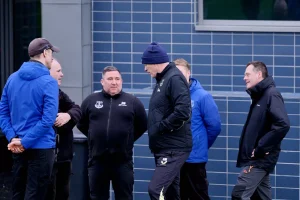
[0, 0, 41, 92]
[204, 0, 300, 21]
[13, 0, 42, 71]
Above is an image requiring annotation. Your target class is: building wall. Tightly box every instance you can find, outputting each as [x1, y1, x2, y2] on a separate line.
[92, 1, 300, 93]
[92, 1, 300, 199]
[42, 0, 92, 105]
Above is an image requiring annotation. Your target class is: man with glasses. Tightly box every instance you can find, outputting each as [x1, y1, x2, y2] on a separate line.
[0, 38, 60, 200]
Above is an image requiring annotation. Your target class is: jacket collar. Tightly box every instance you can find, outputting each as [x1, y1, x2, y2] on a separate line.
[246, 76, 275, 100]
[101, 89, 122, 99]
[155, 62, 175, 82]
[189, 78, 203, 92]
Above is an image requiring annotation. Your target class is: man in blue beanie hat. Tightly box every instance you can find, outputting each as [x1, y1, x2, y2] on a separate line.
[142, 42, 192, 200]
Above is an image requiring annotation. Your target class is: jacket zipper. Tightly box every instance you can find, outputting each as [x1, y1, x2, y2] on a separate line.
[106, 98, 112, 144]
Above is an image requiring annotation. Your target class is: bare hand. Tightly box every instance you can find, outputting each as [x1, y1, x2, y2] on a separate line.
[8, 139, 25, 153]
[251, 149, 255, 158]
[55, 113, 71, 127]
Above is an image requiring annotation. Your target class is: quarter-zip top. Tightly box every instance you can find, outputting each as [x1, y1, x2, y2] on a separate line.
[106, 98, 112, 143]
[77, 90, 148, 162]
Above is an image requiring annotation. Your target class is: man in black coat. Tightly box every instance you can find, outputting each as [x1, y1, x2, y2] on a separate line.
[141, 42, 192, 200]
[46, 59, 82, 200]
[231, 61, 290, 200]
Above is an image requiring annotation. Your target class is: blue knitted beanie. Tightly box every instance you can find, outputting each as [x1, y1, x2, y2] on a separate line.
[141, 42, 169, 64]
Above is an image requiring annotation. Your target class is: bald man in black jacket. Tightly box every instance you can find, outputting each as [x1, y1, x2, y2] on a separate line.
[46, 59, 82, 200]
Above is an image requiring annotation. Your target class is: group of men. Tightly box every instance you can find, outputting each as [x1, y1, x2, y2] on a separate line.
[0, 39, 290, 200]
[0, 38, 82, 200]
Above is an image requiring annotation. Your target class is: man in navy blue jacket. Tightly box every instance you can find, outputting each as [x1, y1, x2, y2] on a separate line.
[0, 38, 59, 200]
[231, 61, 290, 199]
[142, 43, 192, 200]
[175, 58, 221, 200]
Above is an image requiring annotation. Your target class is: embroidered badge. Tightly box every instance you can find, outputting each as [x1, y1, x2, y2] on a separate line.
[95, 101, 103, 109]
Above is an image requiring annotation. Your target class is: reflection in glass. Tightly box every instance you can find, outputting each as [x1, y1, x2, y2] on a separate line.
[204, 0, 300, 21]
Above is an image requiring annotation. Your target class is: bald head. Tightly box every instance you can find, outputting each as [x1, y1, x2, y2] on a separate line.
[50, 59, 63, 86]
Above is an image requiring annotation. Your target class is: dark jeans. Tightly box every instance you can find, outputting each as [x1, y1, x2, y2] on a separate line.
[88, 158, 134, 200]
[180, 162, 210, 200]
[231, 166, 271, 200]
[148, 151, 190, 200]
[12, 149, 55, 200]
[46, 161, 72, 200]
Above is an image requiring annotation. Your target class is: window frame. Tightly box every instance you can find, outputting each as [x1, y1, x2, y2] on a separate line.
[195, 0, 300, 32]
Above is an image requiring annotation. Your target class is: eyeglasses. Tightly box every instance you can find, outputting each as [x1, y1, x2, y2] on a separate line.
[43, 45, 53, 53]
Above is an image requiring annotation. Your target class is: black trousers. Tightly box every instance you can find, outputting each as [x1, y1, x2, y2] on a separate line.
[231, 166, 271, 200]
[88, 158, 134, 200]
[148, 151, 190, 200]
[180, 162, 210, 200]
[11, 149, 55, 200]
[46, 161, 72, 200]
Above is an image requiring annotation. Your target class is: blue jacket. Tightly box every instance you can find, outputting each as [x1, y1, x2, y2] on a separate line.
[0, 61, 59, 149]
[186, 78, 221, 163]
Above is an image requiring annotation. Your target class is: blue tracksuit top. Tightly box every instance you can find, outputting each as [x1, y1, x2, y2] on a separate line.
[186, 78, 221, 163]
[0, 61, 58, 149]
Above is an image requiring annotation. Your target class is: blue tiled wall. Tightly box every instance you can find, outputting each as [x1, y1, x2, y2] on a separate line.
[92, 1, 300, 93]
[92, 0, 300, 199]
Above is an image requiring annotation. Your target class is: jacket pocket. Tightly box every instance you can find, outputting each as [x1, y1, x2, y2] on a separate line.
[153, 107, 164, 123]
[149, 107, 163, 132]
[149, 121, 161, 137]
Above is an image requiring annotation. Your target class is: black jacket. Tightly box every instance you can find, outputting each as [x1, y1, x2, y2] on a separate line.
[148, 62, 192, 153]
[56, 89, 82, 162]
[77, 90, 147, 162]
[237, 76, 290, 172]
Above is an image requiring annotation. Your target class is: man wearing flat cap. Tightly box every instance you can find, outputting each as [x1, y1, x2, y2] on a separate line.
[0, 38, 60, 200]
[142, 42, 192, 200]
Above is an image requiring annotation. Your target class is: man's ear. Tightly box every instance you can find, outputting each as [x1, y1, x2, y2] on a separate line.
[257, 71, 262, 79]
[100, 79, 104, 85]
[187, 70, 191, 78]
[43, 49, 47, 58]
